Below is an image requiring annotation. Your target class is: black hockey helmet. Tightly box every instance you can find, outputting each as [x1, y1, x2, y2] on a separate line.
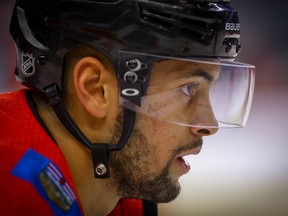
[11, 0, 241, 92]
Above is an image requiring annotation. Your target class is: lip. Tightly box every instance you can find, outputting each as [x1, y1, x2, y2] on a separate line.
[174, 145, 202, 174]
[176, 145, 202, 158]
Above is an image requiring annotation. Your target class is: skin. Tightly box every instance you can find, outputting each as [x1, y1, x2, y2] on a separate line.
[33, 56, 218, 215]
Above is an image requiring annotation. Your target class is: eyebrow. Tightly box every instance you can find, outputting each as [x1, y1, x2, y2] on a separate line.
[180, 69, 214, 82]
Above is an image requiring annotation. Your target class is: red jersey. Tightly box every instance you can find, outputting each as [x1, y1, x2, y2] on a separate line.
[0, 90, 157, 215]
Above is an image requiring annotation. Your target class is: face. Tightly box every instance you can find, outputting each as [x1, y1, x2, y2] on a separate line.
[109, 59, 219, 203]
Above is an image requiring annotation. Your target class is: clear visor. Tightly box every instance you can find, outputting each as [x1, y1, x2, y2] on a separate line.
[119, 52, 255, 128]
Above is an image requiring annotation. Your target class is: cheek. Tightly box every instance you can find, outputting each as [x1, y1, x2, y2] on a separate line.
[138, 118, 180, 163]
[148, 119, 179, 142]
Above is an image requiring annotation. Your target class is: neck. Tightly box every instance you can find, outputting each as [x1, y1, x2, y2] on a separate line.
[31, 92, 120, 215]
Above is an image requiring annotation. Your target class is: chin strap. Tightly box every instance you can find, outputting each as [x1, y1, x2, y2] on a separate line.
[45, 84, 135, 178]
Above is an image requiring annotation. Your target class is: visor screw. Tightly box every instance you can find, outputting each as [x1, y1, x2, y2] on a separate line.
[37, 55, 47, 65]
[225, 43, 232, 53]
[95, 163, 107, 176]
[126, 59, 141, 71]
[236, 44, 241, 53]
[124, 71, 138, 83]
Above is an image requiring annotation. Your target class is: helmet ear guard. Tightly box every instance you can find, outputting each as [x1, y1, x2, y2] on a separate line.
[10, 0, 254, 178]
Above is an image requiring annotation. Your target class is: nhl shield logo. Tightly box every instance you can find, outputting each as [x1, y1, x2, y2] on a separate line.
[21, 53, 35, 77]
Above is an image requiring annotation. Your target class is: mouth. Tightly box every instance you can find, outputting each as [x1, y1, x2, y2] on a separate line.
[176, 156, 191, 172]
[175, 145, 202, 174]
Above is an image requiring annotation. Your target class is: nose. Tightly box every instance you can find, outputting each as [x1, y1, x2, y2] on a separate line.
[190, 125, 218, 137]
[189, 98, 219, 137]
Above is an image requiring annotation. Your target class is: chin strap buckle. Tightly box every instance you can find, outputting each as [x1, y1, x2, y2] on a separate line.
[45, 84, 112, 179]
[91, 144, 110, 178]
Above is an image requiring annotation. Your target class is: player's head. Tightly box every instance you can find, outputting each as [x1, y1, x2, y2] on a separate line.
[10, 0, 255, 179]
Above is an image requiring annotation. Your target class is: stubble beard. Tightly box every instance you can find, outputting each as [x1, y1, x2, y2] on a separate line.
[108, 114, 181, 204]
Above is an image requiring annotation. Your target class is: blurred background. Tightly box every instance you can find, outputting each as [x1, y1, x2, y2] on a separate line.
[1, 1, 287, 216]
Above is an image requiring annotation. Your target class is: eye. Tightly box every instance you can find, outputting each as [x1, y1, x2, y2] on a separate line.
[181, 83, 199, 97]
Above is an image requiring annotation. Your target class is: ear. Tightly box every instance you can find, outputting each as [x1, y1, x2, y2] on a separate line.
[73, 57, 113, 118]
